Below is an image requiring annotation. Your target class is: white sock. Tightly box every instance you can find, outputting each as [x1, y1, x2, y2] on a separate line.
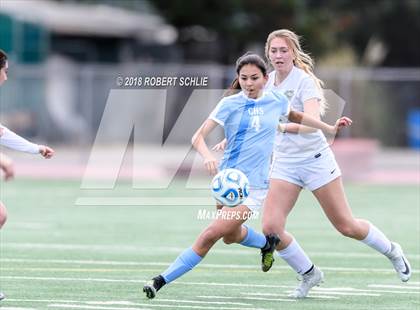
[361, 224, 392, 255]
[277, 239, 313, 275]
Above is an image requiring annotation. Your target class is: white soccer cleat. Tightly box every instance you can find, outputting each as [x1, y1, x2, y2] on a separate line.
[289, 266, 324, 298]
[386, 242, 411, 282]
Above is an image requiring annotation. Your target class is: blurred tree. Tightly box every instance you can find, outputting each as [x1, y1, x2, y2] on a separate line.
[327, 0, 420, 66]
[53, 0, 420, 66]
[150, 0, 335, 64]
[150, 0, 420, 66]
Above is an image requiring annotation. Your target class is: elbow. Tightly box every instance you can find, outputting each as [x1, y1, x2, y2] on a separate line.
[288, 111, 302, 123]
[191, 133, 200, 147]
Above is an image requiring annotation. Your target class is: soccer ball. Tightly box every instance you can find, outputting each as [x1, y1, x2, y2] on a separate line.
[211, 168, 249, 207]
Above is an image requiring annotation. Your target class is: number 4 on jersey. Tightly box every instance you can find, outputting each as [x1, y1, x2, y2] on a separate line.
[251, 116, 261, 132]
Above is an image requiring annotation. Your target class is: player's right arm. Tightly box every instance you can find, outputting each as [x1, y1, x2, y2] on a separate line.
[192, 119, 219, 175]
[280, 77, 323, 134]
[0, 125, 55, 158]
[281, 98, 321, 134]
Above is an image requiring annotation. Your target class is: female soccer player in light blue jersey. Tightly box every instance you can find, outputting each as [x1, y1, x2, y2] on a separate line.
[262, 29, 411, 298]
[143, 53, 351, 299]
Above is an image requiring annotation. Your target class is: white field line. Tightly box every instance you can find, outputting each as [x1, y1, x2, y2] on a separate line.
[289, 290, 380, 297]
[5, 299, 266, 310]
[8, 222, 51, 230]
[1, 257, 418, 274]
[193, 295, 295, 302]
[3, 276, 420, 297]
[5, 299, 249, 307]
[242, 287, 419, 296]
[2, 265, 417, 276]
[346, 289, 418, 295]
[235, 293, 339, 300]
[5, 299, 87, 303]
[367, 284, 420, 290]
[0, 276, 295, 291]
[241, 290, 381, 297]
[48, 303, 268, 310]
[0, 308, 38, 310]
[2, 276, 144, 283]
[86, 302, 140, 305]
[48, 305, 149, 310]
[143, 299, 251, 306]
[2, 243, 419, 259]
[312, 287, 420, 294]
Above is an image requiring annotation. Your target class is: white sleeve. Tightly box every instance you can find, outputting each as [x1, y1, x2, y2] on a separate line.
[0, 127, 40, 154]
[299, 77, 322, 103]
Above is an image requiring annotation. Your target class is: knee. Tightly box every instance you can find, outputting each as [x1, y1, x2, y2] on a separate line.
[222, 227, 242, 245]
[335, 221, 359, 238]
[222, 234, 236, 245]
[262, 220, 285, 237]
[262, 223, 276, 236]
[0, 202, 7, 229]
[201, 226, 223, 244]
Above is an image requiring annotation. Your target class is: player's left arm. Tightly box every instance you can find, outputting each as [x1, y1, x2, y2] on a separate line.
[286, 110, 352, 135]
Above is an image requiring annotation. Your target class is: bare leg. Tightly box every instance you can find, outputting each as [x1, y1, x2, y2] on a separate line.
[262, 179, 301, 250]
[313, 176, 411, 282]
[192, 204, 252, 256]
[0, 201, 7, 228]
[312, 177, 369, 240]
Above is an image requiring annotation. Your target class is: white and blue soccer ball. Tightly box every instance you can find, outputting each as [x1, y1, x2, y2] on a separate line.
[211, 168, 249, 207]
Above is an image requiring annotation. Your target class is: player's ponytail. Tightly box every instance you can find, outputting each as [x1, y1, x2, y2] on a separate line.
[225, 52, 267, 97]
[265, 29, 327, 115]
[226, 78, 241, 96]
[0, 50, 7, 70]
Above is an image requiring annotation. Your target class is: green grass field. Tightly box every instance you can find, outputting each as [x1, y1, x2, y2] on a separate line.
[0, 179, 419, 310]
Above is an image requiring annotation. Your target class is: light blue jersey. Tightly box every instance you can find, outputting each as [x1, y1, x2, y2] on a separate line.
[209, 90, 289, 189]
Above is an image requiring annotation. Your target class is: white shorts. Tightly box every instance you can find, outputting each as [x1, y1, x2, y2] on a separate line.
[242, 188, 268, 212]
[270, 148, 341, 191]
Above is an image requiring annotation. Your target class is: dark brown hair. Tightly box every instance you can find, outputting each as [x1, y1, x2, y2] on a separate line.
[226, 52, 267, 96]
[0, 49, 8, 70]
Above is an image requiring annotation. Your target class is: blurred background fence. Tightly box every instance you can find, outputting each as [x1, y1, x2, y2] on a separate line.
[1, 61, 419, 149]
[1, 0, 420, 150]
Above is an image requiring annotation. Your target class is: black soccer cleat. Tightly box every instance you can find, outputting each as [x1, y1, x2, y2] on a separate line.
[261, 234, 281, 272]
[143, 275, 166, 299]
[143, 282, 157, 299]
[0, 292, 5, 301]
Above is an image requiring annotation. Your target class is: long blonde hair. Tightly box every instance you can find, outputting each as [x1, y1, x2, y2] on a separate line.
[265, 29, 327, 115]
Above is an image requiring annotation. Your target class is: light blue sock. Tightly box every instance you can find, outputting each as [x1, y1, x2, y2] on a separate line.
[239, 225, 267, 249]
[161, 247, 203, 283]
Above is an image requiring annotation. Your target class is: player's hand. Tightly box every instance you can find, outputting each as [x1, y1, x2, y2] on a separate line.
[335, 117, 352, 131]
[329, 117, 352, 135]
[39, 145, 55, 159]
[203, 156, 218, 176]
[0, 155, 15, 181]
[212, 139, 227, 152]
